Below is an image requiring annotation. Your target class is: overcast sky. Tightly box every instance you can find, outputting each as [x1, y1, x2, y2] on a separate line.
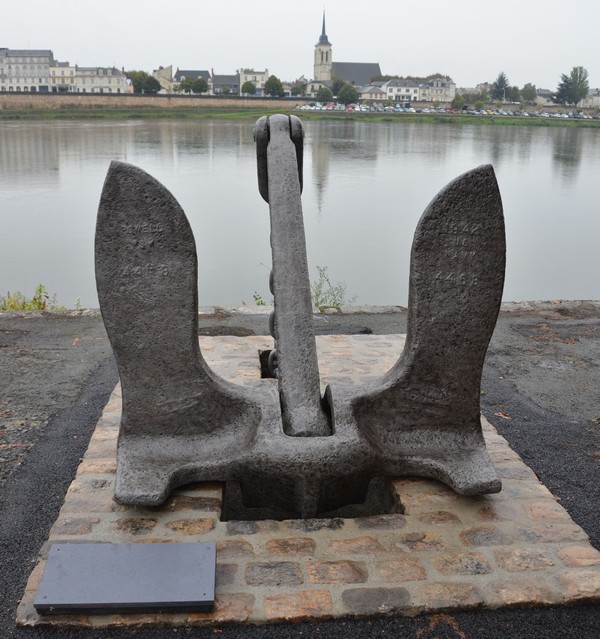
[2, 0, 598, 91]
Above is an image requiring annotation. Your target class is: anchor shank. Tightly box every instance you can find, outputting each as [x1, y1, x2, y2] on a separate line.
[263, 114, 330, 437]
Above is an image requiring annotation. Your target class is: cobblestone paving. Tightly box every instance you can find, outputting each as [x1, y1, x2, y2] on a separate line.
[17, 336, 600, 628]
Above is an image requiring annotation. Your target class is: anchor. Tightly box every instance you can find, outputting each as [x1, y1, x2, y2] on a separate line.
[95, 114, 505, 519]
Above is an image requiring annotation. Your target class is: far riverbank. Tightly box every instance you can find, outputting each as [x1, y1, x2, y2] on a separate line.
[1, 92, 600, 127]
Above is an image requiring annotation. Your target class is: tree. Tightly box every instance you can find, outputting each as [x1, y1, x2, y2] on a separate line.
[290, 81, 306, 96]
[490, 72, 509, 101]
[462, 89, 488, 104]
[264, 75, 284, 97]
[570, 66, 590, 104]
[141, 76, 161, 94]
[241, 81, 256, 95]
[337, 83, 358, 105]
[316, 86, 333, 102]
[125, 70, 149, 94]
[191, 78, 209, 94]
[507, 86, 521, 102]
[521, 83, 537, 103]
[331, 77, 345, 96]
[553, 75, 572, 105]
[451, 94, 465, 110]
[554, 66, 589, 106]
[174, 78, 194, 94]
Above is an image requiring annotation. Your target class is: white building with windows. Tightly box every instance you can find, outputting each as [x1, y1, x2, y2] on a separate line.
[72, 66, 127, 93]
[0, 48, 53, 92]
[49, 61, 76, 92]
[239, 68, 269, 95]
[50, 63, 127, 93]
[0, 48, 127, 93]
[383, 79, 421, 102]
[420, 78, 456, 103]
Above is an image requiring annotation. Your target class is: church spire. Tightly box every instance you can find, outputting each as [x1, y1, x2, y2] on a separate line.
[314, 10, 332, 81]
[318, 11, 331, 45]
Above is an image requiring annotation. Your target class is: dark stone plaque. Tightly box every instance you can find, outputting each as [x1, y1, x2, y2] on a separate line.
[34, 542, 216, 614]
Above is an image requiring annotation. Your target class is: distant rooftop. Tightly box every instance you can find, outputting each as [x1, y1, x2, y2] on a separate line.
[331, 62, 381, 86]
[212, 74, 238, 84]
[5, 49, 53, 57]
[174, 69, 210, 81]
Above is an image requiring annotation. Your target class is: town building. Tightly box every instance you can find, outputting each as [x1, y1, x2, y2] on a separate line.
[536, 88, 553, 106]
[0, 49, 127, 94]
[174, 69, 211, 84]
[49, 61, 76, 92]
[211, 71, 239, 95]
[152, 65, 174, 93]
[0, 48, 53, 92]
[419, 78, 456, 103]
[239, 68, 269, 96]
[49, 62, 127, 93]
[172, 68, 242, 95]
[358, 85, 387, 102]
[71, 66, 127, 93]
[582, 89, 600, 109]
[173, 68, 212, 92]
[383, 79, 421, 102]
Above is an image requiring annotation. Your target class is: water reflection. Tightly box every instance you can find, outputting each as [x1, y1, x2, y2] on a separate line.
[551, 127, 584, 183]
[1, 119, 599, 306]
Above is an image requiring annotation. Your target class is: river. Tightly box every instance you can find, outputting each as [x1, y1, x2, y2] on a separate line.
[1, 119, 599, 307]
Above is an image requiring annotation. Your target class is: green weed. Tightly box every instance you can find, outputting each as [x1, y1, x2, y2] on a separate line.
[252, 291, 267, 306]
[252, 265, 356, 311]
[0, 284, 65, 311]
[311, 265, 356, 312]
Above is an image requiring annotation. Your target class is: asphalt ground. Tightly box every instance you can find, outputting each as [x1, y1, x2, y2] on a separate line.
[1, 302, 599, 639]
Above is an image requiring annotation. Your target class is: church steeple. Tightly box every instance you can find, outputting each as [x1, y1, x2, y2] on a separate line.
[314, 11, 332, 81]
[318, 11, 331, 46]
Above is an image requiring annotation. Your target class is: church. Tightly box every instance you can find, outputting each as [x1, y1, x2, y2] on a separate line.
[309, 14, 381, 93]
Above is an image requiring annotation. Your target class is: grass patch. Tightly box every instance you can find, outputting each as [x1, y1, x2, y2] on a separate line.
[0, 107, 291, 121]
[2, 106, 599, 128]
[0, 284, 66, 311]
